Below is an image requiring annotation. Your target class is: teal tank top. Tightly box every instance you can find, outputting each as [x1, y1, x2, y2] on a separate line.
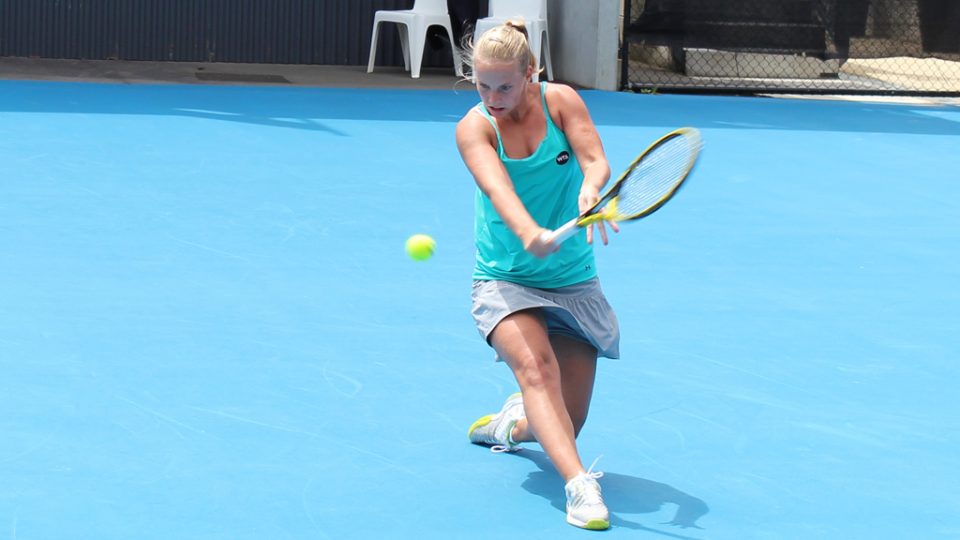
[472, 82, 596, 288]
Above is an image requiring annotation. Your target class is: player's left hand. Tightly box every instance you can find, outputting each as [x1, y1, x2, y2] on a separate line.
[579, 187, 619, 245]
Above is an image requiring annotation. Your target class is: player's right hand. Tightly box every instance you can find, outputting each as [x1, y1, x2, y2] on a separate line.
[524, 227, 559, 258]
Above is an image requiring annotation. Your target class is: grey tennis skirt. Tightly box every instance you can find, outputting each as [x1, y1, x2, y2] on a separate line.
[471, 278, 620, 360]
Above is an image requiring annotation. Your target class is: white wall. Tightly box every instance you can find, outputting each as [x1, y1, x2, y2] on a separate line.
[547, 0, 621, 90]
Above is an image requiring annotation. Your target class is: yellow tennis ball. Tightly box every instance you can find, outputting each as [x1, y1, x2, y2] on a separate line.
[405, 234, 436, 261]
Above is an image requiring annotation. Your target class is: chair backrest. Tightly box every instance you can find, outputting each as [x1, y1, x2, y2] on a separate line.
[412, 0, 449, 16]
[488, 0, 547, 20]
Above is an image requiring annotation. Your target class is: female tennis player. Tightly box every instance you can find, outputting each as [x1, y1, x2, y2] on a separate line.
[456, 19, 620, 531]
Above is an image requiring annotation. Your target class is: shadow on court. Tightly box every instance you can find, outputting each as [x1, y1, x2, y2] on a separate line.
[586, 92, 960, 136]
[0, 80, 471, 131]
[2, 80, 959, 137]
[514, 449, 709, 538]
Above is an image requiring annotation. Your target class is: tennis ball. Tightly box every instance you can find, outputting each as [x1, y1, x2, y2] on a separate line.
[405, 234, 436, 261]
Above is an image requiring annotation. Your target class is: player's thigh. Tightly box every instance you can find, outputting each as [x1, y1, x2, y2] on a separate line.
[490, 310, 559, 388]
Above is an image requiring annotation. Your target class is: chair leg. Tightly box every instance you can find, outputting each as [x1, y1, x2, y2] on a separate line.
[397, 25, 411, 72]
[444, 26, 464, 77]
[367, 20, 381, 73]
[528, 31, 543, 82]
[542, 29, 554, 81]
[409, 23, 427, 78]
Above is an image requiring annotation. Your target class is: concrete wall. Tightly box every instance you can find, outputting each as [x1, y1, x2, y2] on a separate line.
[547, 0, 621, 90]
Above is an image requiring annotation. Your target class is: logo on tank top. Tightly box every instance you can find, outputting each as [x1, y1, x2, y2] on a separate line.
[555, 151, 570, 165]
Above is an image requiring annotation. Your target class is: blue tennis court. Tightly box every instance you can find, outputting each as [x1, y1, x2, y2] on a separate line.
[1, 79, 958, 539]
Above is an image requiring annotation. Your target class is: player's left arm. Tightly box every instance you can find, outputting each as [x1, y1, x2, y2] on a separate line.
[549, 84, 617, 243]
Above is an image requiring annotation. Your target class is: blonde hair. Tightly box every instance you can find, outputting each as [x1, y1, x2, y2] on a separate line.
[462, 19, 538, 76]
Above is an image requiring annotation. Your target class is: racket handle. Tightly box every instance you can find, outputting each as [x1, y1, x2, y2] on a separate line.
[540, 217, 581, 246]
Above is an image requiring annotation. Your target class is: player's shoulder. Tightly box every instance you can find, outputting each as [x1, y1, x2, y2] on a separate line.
[543, 81, 577, 96]
[457, 105, 492, 130]
[544, 81, 586, 107]
[543, 82, 589, 129]
[456, 105, 495, 144]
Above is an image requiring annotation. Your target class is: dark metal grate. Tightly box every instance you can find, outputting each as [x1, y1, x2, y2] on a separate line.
[0, 0, 452, 69]
[621, 0, 960, 95]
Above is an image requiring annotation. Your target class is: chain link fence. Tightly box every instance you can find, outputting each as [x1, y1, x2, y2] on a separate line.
[621, 0, 960, 94]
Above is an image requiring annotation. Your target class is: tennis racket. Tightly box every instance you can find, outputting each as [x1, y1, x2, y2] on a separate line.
[541, 127, 702, 245]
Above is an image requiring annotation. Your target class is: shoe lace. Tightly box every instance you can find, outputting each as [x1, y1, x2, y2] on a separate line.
[585, 455, 604, 479]
[578, 456, 605, 505]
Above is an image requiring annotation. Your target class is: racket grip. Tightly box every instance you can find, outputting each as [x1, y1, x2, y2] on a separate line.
[540, 217, 581, 246]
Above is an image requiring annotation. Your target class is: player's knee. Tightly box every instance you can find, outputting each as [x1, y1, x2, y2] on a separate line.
[511, 352, 560, 391]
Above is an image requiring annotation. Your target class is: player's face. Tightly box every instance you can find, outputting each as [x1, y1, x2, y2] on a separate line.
[474, 60, 531, 117]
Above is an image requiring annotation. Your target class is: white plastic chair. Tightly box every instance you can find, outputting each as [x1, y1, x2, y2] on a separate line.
[473, 0, 554, 82]
[367, 0, 464, 79]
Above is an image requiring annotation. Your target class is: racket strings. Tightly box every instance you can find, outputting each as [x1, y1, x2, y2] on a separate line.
[615, 135, 699, 217]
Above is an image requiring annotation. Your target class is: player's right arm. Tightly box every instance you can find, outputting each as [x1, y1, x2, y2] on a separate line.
[456, 113, 554, 257]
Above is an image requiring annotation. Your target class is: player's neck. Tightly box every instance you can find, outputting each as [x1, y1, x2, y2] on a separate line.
[505, 83, 539, 123]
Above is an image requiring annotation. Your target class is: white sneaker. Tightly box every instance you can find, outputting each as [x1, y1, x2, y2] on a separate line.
[467, 392, 524, 453]
[564, 468, 610, 530]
